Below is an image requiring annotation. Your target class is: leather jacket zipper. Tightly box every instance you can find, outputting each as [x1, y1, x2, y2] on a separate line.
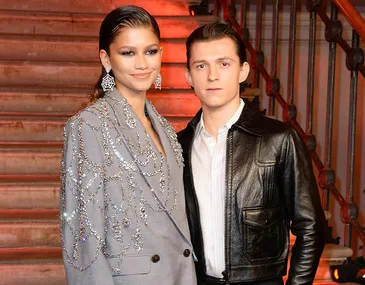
[222, 131, 231, 284]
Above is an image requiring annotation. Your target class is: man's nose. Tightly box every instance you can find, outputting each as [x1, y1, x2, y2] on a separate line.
[208, 66, 219, 81]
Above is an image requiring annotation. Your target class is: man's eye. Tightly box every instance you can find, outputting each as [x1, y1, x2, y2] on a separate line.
[196, 64, 205, 69]
[120, 51, 134, 56]
[221, 62, 229, 67]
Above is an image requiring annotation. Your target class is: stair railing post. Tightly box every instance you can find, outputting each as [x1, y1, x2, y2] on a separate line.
[267, 0, 280, 116]
[286, 0, 297, 106]
[253, 0, 263, 91]
[320, 3, 339, 212]
[344, 29, 363, 249]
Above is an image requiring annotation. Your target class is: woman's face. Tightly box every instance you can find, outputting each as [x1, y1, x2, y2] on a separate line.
[100, 26, 162, 95]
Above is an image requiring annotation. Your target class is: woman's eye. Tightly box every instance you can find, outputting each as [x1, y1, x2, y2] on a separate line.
[146, 49, 158, 55]
[120, 51, 134, 56]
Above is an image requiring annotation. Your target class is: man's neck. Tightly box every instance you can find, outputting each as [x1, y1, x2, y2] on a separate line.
[201, 98, 241, 138]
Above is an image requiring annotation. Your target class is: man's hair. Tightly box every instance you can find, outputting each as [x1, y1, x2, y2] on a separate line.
[185, 22, 248, 93]
[186, 22, 247, 70]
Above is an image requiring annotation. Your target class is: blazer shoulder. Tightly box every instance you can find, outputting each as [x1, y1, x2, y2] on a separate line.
[65, 99, 105, 130]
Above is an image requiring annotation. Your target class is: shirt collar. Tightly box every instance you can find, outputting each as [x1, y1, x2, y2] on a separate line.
[195, 99, 245, 138]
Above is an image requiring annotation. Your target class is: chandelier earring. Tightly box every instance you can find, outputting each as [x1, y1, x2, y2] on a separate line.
[154, 73, 162, 90]
[101, 67, 115, 93]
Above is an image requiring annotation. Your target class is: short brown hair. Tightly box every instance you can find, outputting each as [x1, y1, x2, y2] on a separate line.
[186, 22, 247, 69]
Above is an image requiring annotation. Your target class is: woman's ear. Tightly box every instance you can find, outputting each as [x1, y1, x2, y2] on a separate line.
[99, 49, 111, 70]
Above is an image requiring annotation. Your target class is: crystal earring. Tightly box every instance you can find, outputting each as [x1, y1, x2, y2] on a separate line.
[101, 67, 115, 93]
[154, 73, 162, 90]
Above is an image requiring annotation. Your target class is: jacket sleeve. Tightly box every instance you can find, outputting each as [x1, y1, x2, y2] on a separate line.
[281, 127, 326, 285]
[60, 116, 114, 285]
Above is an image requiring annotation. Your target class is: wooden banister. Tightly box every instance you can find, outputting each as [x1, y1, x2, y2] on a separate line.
[333, 0, 365, 43]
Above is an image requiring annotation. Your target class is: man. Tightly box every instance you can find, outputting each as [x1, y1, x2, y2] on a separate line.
[178, 22, 326, 285]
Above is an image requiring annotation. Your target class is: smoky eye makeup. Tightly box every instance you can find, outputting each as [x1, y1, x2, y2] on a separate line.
[146, 49, 159, 55]
[119, 50, 135, 56]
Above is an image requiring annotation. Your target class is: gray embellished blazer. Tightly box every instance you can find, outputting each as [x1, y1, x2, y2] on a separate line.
[60, 90, 197, 285]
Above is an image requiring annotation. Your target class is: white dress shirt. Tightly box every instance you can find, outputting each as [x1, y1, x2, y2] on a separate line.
[191, 99, 245, 278]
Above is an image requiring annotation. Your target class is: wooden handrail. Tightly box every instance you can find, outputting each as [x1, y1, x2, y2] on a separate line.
[333, 0, 365, 43]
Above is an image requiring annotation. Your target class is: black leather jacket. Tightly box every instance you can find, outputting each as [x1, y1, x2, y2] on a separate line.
[178, 100, 326, 285]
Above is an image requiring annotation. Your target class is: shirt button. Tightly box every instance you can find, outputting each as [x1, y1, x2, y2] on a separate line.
[183, 249, 191, 257]
[151, 254, 160, 263]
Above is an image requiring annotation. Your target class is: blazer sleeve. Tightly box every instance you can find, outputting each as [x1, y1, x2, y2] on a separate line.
[60, 115, 114, 285]
[281, 127, 326, 285]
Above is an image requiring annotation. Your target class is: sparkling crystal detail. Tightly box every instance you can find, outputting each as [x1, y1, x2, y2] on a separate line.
[122, 218, 131, 228]
[153, 73, 162, 90]
[101, 71, 115, 93]
[72, 242, 79, 260]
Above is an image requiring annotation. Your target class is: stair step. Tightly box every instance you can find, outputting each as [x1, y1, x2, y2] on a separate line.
[0, 118, 192, 145]
[0, 263, 65, 285]
[321, 243, 353, 261]
[0, 62, 189, 89]
[0, 209, 59, 221]
[0, 119, 66, 143]
[313, 244, 353, 282]
[0, 12, 216, 39]
[0, 150, 61, 175]
[0, 222, 60, 247]
[0, 37, 187, 63]
[0, 89, 201, 117]
[0, 0, 191, 16]
[0, 142, 64, 150]
[0, 174, 60, 183]
[0, 185, 59, 209]
[0, 248, 62, 261]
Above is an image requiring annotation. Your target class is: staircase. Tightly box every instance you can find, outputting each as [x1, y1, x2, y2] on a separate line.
[0, 1, 216, 284]
[0, 0, 357, 284]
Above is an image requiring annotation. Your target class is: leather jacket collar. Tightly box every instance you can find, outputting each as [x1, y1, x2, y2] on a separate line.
[187, 99, 264, 137]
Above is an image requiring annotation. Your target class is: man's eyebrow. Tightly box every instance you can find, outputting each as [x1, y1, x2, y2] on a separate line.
[191, 56, 234, 65]
[216, 56, 234, 61]
[191, 59, 206, 65]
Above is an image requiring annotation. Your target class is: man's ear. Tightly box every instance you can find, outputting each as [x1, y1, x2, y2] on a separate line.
[185, 68, 194, 87]
[239, 62, 250, 83]
[99, 49, 111, 70]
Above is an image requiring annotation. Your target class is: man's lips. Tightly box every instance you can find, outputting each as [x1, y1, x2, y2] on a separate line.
[206, 88, 222, 91]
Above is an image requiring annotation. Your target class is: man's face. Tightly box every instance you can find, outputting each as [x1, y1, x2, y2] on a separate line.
[186, 37, 249, 111]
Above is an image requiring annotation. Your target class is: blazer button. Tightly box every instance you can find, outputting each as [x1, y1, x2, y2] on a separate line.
[183, 249, 191, 257]
[151, 254, 160, 263]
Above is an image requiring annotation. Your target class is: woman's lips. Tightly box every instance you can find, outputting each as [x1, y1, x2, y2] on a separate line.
[131, 72, 152, 79]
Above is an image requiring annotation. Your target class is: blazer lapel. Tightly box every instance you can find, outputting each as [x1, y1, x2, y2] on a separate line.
[145, 101, 192, 245]
[103, 90, 161, 192]
[103, 91, 191, 245]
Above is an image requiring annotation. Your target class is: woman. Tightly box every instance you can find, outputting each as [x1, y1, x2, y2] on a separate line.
[60, 6, 197, 285]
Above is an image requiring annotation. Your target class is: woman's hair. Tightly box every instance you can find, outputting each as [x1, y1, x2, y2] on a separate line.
[91, 5, 160, 102]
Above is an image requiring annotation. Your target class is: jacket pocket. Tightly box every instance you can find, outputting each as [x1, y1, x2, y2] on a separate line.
[109, 254, 151, 276]
[242, 207, 285, 262]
